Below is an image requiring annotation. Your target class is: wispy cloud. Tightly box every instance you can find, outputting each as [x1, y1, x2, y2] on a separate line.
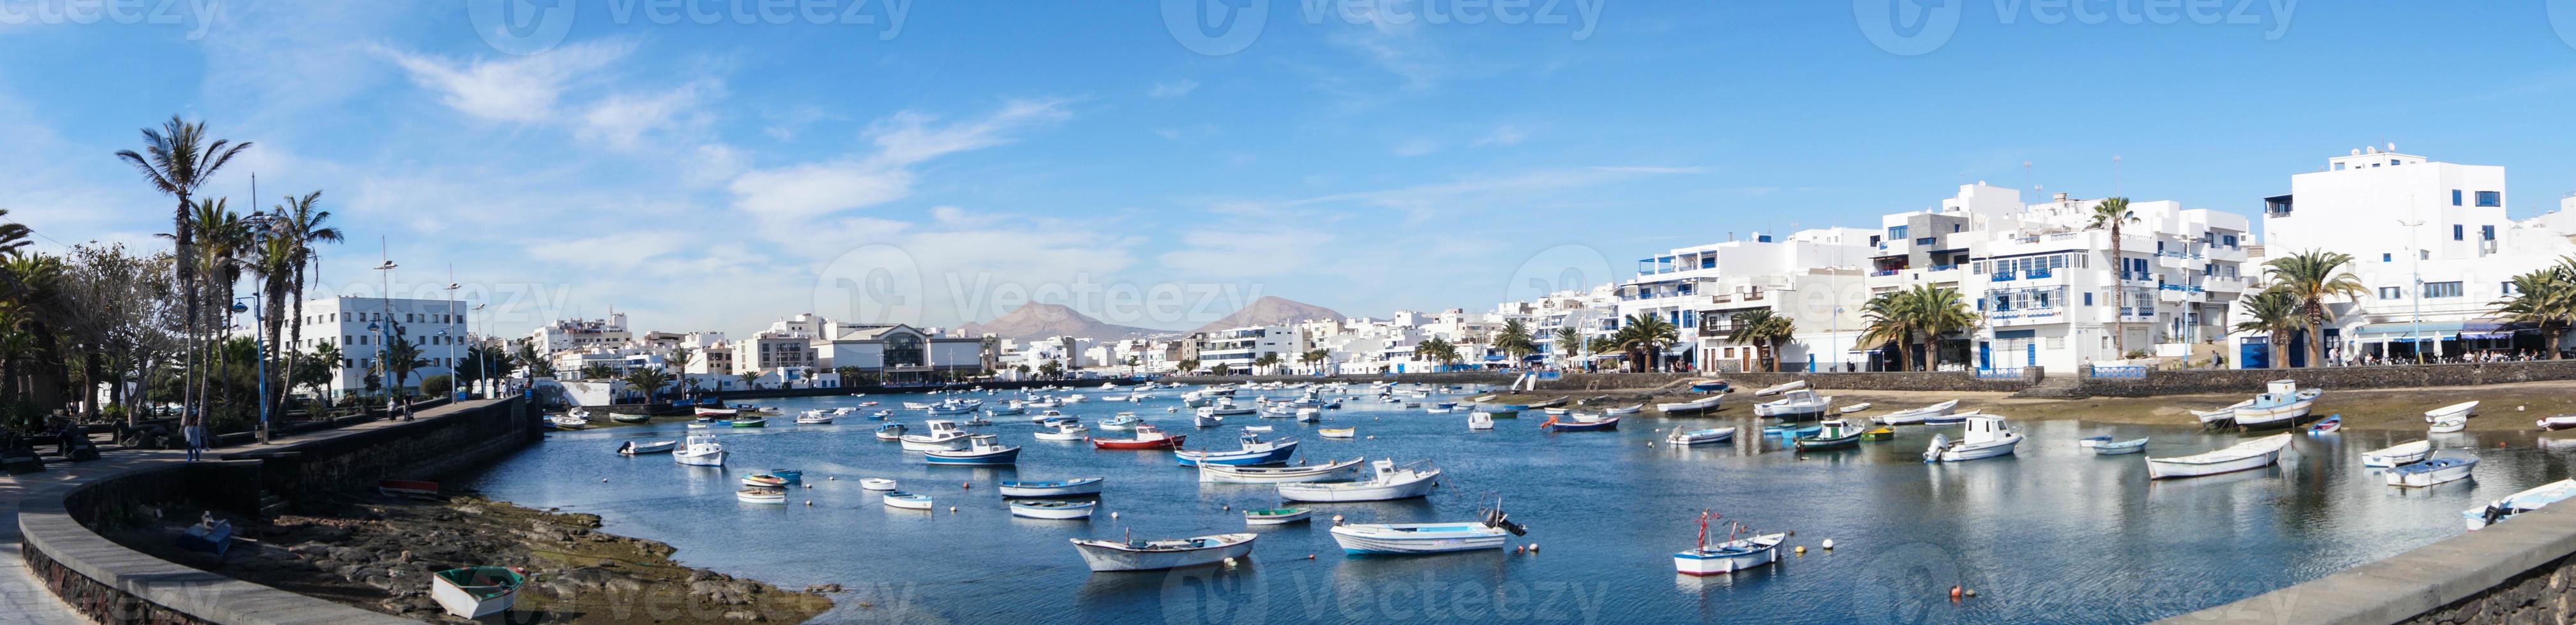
[1472, 124, 1527, 147]
[1148, 79, 1199, 98]
[383, 40, 636, 122]
[728, 99, 1072, 220]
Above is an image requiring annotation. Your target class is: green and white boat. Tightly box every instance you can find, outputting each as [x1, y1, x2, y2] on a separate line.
[1243, 507, 1312, 526]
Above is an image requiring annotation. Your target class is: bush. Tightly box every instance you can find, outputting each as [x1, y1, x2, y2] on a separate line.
[421, 374, 454, 397]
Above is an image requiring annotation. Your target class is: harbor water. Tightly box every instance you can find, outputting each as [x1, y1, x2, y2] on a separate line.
[458, 389, 2565, 623]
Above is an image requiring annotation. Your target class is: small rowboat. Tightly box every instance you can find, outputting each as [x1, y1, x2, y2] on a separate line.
[1666, 427, 1735, 446]
[1542, 413, 1620, 432]
[2538, 415, 2576, 431]
[2466, 479, 2576, 531]
[2433, 416, 2468, 433]
[999, 477, 1105, 498]
[2146, 434, 2291, 480]
[617, 440, 675, 455]
[1243, 508, 1313, 526]
[1862, 427, 1895, 441]
[1656, 395, 1724, 415]
[1752, 380, 1806, 397]
[1602, 404, 1645, 416]
[1874, 400, 1959, 426]
[2092, 438, 2149, 455]
[2386, 452, 2478, 488]
[1068, 533, 1258, 572]
[736, 487, 787, 504]
[2362, 440, 2432, 467]
[859, 478, 898, 490]
[726, 417, 768, 428]
[742, 474, 788, 488]
[2425, 401, 2480, 423]
[795, 412, 834, 425]
[1838, 403, 1873, 414]
[1319, 427, 1356, 439]
[1009, 500, 1098, 520]
[768, 469, 802, 483]
[2192, 400, 2254, 428]
[881, 492, 934, 510]
[610, 412, 652, 423]
[431, 567, 527, 619]
[2307, 415, 2342, 434]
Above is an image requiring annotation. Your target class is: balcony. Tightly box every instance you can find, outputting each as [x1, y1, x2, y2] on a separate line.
[1991, 270, 2018, 282]
[1929, 264, 1959, 272]
[1987, 307, 2066, 327]
[1870, 269, 1901, 277]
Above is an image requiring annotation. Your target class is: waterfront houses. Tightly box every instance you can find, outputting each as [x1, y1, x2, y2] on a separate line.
[294, 296, 474, 399]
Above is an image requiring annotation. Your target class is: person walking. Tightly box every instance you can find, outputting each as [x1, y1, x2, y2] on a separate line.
[183, 409, 206, 462]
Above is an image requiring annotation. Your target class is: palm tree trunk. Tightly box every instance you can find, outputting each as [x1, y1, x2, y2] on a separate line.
[2307, 314, 2328, 368]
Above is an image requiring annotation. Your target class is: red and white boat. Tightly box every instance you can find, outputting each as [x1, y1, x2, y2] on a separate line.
[1092, 423, 1186, 450]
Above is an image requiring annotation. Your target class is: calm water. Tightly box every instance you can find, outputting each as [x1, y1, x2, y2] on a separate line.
[454, 388, 2576, 624]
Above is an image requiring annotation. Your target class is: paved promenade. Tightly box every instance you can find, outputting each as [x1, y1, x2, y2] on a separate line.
[0, 401, 505, 624]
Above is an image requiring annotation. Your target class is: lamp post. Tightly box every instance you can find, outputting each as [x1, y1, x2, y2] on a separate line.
[232, 294, 271, 444]
[375, 258, 400, 418]
[473, 304, 491, 397]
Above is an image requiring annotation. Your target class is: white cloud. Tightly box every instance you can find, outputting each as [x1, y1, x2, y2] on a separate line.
[1472, 124, 1527, 147]
[1391, 137, 1442, 157]
[384, 39, 635, 122]
[1148, 79, 1200, 98]
[728, 99, 1070, 219]
[1160, 229, 1329, 279]
[578, 80, 721, 149]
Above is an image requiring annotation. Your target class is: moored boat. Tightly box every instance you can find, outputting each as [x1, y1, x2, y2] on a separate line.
[859, 478, 898, 490]
[900, 420, 973, 452]
[2433, 416, 2469, 433]
[2465, 479, 2576, 531]
[1197, 457, 1367, 483]
[1656, 394, 1725, 416]
[673, 434, 724, 467]
[1035, 422, 1090, 441]
[1873, 399, 1959, 426]
[795, 411, 834, 425]
[2231, 381, 2321, 430]
[2385, 452, 2478, 488]
[2362, 440, 2433, 467]
[736, 487, 788, 504]
[1795, 420, 1865, 451]
[1319, 427, 1356, 439]
[881, 491, 934, 510]
[1673, 511, 1782, 576]
[2307, 414, 2342, 434]
[2425, 401, 2481, 423]
[1243, 507, 1312, 526]
[741, 474, 788, 488]
[1000, 477, 1105, 498]
[725, 416, 768, 428]
[874, 423, 908, 441]
[1069, 533, 1257, 572]
[1542, 413, 1621, 432]
[1753, 390, 1832, 421]
[617, 439, 676, 455]
[1922, 415, 2022, 462]
[1468, 411, 1495, 430]
[1094, 423, 1186, 450]
[925, 434, 1021, 466]
[2538, 415, 2576, 431]
[1331, 502, 1525, 555]
[1275, 459, 1439, 502]
[1602, 404, 1645, 416]
[2145, 434, 2293, 480]
[610, 412, 651, 423]
[1751, 380, 1806, 397]
[2092, 438, 2149, 455]
[1838, 402, 1873, 414]
[1010, 500, 1098, 520]
[1666, 427, 1736, 446]
[1173, 433, 1299, 467]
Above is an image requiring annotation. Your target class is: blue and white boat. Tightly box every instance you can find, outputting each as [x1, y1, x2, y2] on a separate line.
[924, 435, 1021, 466]
[1098, 415, 1143, 430]
[999, 477, 1105, 498]
[1666, 427, 1737, 446]
[2466, 479, 2576, 530]
[1328, 504, 1525, 555]
[1544, 413, 1620, 432]
[2092, 438, 2149, 455]
[1008, 500, 1098, 520]
[1674, 512, 1783, 576]
[768, 469, 803, 483]
[2385, 452, 2478, 488]
[1172, 433, 1301, 467]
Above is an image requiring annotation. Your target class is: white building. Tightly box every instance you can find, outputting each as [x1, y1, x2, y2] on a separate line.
[293, 296, 474, 398]
[524, 314, 630, 355]
[1614, 228, 1875, 372]
[1196, 325, 1304, 373]
[2245, 146, 2576, 365]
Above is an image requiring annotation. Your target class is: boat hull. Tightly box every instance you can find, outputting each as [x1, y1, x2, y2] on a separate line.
[1071, 534, 1257, 572]
[1667, 428, 1735, 446]
[2386, 459, 2477, 487]
[2146, 436, 2290, 479]
[1330, 524, 1508, 555]
[999, 479, 1105, 498]
[2362, 441, 2433, 467]
[1009, 501, 1098, 520]
[674, 450, 724, 467]
[1198, 459, 1366, 483]
[1674, 534, 1784, 575]
[925, 447, 1021, 466]
[1275, 470, 1439, 503]
[1093, 436, 1185, 450]
[431, 568, 524, 619]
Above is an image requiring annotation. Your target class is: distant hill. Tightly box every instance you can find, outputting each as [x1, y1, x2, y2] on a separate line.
[955, 304, 1164, 342]
[1190, 296, 1347, 334]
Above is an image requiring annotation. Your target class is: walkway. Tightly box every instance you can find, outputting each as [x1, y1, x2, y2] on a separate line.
[0, 401, 504, 624]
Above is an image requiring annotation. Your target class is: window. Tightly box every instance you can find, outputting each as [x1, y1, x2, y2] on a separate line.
[2504, 281, 2522, 297]
[1915, 237, 1936, 246]
[2425, 281, 2464, 298]
[2083, 292, 2093, 306]
[2379, 286, 2403, 300]
[2483, 225, 2497, 241]
[2478, 191, 2501, 207]
[2333, 163, 2346, 171]
[2453, 224, 2464, 241]
[2222, 235, 2237, 247]
[2453, 189, 2464, 206]
[1888, 226, 1909, 240]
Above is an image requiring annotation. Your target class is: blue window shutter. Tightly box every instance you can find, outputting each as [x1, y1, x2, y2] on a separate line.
[2453, 189, 2462, 206]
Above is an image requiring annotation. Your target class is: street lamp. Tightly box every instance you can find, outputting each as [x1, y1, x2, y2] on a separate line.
[473, 304, 491, 398]
[2398, 219, 2425, 364]
[374, 258, 400, 418]
[232, 294, 271, 444]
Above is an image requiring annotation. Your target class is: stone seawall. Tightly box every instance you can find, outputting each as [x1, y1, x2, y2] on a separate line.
[233, 397, 536, 503]
[2160, 498, 2576, 624]
[2083, 360, 2576, 397]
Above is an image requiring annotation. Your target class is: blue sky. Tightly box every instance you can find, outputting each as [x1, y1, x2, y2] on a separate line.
[5, 1, 2576, 336]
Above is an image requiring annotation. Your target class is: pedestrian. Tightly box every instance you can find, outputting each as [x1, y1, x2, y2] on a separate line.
[183, 409, 206, 462]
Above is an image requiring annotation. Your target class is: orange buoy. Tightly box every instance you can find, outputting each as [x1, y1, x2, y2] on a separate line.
[1951, 585, 1964, 601]
[962, 482, 972, 490]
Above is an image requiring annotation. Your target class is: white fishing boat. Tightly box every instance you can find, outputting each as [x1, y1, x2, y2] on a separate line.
[2424, 401, 2480, 423]
[899, 420, 973, 452]
[1199, 457, 1367, 483]
[1751, 380, 1806, 397]
[2361, 440, 2433, 467]
[736, 487, 788, 504]
[1296, 408, 1322, 422]
[1242, 508, 1312, 526]
[1673, 511, 1782, 576]
[1873, 399, 1959, 426]
[1838, 403, 1873, 414]
[1656, 394, 1724, 416]
[2432, 416, 2469, 434]
[1195, 411, 1224, 427]
[1243, 425, 1274, 432]
[2385, 452, 2478, 488]
[881, 492, 934, 510]
[1035, 422, 1090, 441]
[673, 434, 724, 467]
[1030, 409, 1068, 423]
[430, 567, 526, 620]
[1331, 507, 1527, 555]
[874, 423, 907, 441]
[1000, 477, 1105, 498]
[1010, 500, 1099, 520]
[2191, 399, 2256, 428]
[1275, 459, 1440, 502]
[1202, 398, 1257, 416]
[2230, 381, 2322, 429]
[617, 439, 676, 455]
[1173, 433, 1302, 467]
[1602, 404, 1645, 416]
[1069, 533, 1257, 572]
[2145, 434, 2293, 480]
[1666, 427, 1737, 446]
[1468, 411, 1495, 430]
[1921, 415, 2021, 462]
[795, 411, 835, 425]
[858, 478, 897, 491]
[2465, 480, 2576, 531]
[1753, 390, 1833, 420]
[2538, 415, 2576, 431]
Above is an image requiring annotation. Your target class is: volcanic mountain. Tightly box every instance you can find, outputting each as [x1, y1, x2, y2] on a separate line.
[955, 303, 1164, 342]
[1188, 296, 1347, 334]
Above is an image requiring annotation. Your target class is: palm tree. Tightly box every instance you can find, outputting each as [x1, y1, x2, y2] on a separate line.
[1906, 284, 1979, 370]
[1858, 291, 1918, 372]
[2263, 249, 2369, 367]
[1252, 352, 1282, 375]
[1176, 358, 1201, 375]
[250, 231, 296, 419]
[2235, 288, 2304, 370]
[1553, 327, 1583, 368]
[382, 327, 429, 411]
[2088, 196, 2141, 356]
[178, 199, 252, 419]
[1726, 309, 1798, 372]
[1617, 314, 1679, 372]
[2494, 258, 2576, 359]
[1299, 349, 1329, 374]
[116, 116, 251, 423]
[736, 371, 762, 391]
[1413, 337, 1454, 372]
[1492, 319, 1537, 368]
[621, 368, 675, 405]
[306, 340, 343, 399]
[274, 191, 341, 371]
